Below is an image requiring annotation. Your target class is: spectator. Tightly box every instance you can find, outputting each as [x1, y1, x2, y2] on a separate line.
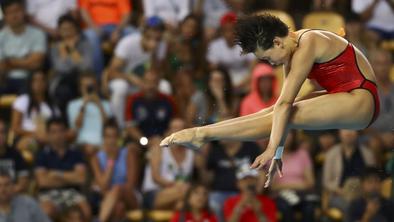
[79, 0, 134, 75]
[164, 14, 206, 80]
[67, 72, 112, 157]
[143, 0, 190, 31]
[352, 0, 394, 39]
[91, 119, 139, 222]
[271, 130, 317, 222]
[105, 16, 167, 126]
[11, 71, 60, 161]
[172, 68, 207, 127]
[207, 12, 255, 91]
[223, 163, 277, 222]
[59, 206, 85, 222]
[192, 0, 230, 40]
[205, 140, 261, 221]
[35, 118, 90, 220]
[170, 184, 218, 222]
[0, 170, 51, 222]
[0, 0, 46, 94]
[142, 118, 194, 210]
[323, 130, 376, 213]
[50, 14, 93, 112]
[204, 67, 238, 124]
[240, 63, 278, 116]
[346, 167, 394, 222]
[26, 0, 77, 38]
[125, 71, 177, 142]
[368, 49, 394, 134]
[0, 118, 29, 193]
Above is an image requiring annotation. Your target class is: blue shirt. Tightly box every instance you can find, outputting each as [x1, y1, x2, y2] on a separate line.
[97, 148, 128, 185]
[67, 98, 112, 146]
[0, 195, 51, 222]
[125, 92, 176, 137]
[35, 146, 85, 190]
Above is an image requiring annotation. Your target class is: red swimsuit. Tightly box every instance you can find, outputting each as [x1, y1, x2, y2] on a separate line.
[302, 31, 380, 127]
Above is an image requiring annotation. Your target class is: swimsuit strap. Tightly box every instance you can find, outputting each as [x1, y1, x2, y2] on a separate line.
[296, 29, 315, 47]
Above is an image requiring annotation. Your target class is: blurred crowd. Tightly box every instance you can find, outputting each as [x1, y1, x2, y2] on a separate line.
[0, 0, 393, 222]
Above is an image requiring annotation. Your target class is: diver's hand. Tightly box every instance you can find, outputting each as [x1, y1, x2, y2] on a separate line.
[250, 148, 276, 170]
[264, 158, 283, 188]
[160, 127, 205, 151]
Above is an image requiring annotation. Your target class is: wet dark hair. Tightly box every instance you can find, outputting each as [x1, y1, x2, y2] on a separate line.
[235, 14, 289, 53]
[0, 0, 24, 12]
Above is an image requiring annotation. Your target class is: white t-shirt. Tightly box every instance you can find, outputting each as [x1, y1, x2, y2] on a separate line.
[27, 0, 76, 29]
[352, 0, 394, 32]
[207, 38, 255, 86]
[114, 32, 166, 74]
[12, 95, 58, 132]
[143, 0, 189, 26]
[142, 148, 194, 192]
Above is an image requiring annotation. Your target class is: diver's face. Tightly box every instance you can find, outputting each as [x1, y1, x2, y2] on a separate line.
[254, 38, 287, 65]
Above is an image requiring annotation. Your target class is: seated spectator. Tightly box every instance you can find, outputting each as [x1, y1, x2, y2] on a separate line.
[203, 67, 238, 124]
[240, 63, 278, 116]
[0, 170, 51, 222]
[369, 49, 394, 133]
[164, 15, 206, 80]
[172, 68, 207, 127]
[0, 118, 29, 193]
[50, 14, 93, 111]
[323, 130, 376, 213]
[192, 0, 229, 40]
[105, 17, 168, 126]
[26, 0, 77, 38]
[0, 0, 46, 94]
[352, 0, 394, 39]
[59, 206, 85, 222]
[35, 118, 90, 220]
[205, 139, 261, 221]
[79, 0, 134, 75]
[91, 119, 139, 222]
[207, 12, 255, 92]
[223, 163, 277, 222]
[67, 72, 112, 157]
[125, 71, 177, 143]
[271, 130, 317, 222]
[142, 118, 194, 210]
[170, 184, 218, 222]
[11, 71, 60, 162]
[143, 0, 190, 31]
[347, 167, 394, 222]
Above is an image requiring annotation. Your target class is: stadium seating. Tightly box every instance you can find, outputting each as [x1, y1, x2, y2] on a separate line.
[302, 11, 345, 34]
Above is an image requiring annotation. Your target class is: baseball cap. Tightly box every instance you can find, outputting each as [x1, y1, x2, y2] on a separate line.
[220, 12, 237, 27]
[236, 163, 259, 179]
[145, 16, 165, 31]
